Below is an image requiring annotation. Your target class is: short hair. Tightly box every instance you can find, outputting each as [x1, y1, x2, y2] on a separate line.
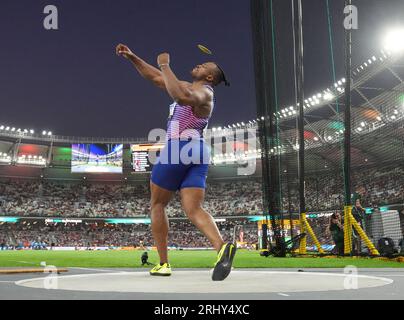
[212, 63, 230, 87]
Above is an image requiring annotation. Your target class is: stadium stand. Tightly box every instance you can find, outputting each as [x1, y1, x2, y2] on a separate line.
[0, 164, 402, 219]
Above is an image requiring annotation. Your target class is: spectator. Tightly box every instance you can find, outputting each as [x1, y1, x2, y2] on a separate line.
[328, 212, 344, 255]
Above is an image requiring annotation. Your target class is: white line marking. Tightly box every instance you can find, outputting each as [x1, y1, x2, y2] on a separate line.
[15, 270, 395, 293]
[17, 261, 36, 265]
[15, 271, 137, 286]
[69, 267, 126, 273]
[278, 293, 290, 297]
[0, 281, 14, 283]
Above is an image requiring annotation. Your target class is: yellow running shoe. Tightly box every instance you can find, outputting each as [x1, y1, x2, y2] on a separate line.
[212, 242, 237, 281]
[150, 263, 172, 276]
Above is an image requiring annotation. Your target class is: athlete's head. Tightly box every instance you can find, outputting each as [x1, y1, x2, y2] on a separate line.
[191, 62, 230, 87]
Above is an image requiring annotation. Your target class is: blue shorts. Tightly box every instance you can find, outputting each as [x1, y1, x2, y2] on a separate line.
[151, 139, 210, 191]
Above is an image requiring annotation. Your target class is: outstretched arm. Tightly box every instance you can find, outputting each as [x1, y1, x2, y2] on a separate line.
[116, 44, 165, 89]
[157, 53, 210, 111]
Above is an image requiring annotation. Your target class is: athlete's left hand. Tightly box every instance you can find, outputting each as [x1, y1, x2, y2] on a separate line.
[157, 53, 170, 66]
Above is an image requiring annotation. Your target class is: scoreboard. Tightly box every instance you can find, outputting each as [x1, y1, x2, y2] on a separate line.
[131, 143, 164, 172]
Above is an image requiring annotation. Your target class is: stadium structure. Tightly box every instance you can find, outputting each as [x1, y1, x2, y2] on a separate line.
[0, 48, 403, 254]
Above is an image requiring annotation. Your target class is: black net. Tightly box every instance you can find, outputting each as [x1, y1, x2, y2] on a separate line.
[251, 0, 404, 256]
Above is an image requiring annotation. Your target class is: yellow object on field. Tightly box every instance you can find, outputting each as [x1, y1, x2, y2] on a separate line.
[344, 205, 380, 256]
[300, 213, 325, 254]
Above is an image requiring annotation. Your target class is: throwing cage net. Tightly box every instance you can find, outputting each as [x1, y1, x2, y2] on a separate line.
[251, 0, 404, 257]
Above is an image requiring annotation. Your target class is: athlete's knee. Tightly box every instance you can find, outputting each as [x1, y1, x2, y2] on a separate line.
[182, 202, 203, 219]
[151, 201, 167, 214]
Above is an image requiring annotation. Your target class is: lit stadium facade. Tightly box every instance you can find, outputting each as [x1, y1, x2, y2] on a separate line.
[0, 49, 403, 251]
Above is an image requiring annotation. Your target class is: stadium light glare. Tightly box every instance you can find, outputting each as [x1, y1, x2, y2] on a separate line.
[383, 28, 404, 53]
[48, 131, 52, 136]
[0, 126, 4, 130]
[323, 92, 334, 101]
[42, 130, 47, 135]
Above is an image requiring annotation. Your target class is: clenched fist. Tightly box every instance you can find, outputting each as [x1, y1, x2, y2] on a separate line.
[157, 52, 170, 66]
[116, 44, 134, 59]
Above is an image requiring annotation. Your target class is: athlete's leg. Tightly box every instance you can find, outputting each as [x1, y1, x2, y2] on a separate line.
[180, 187, 224, 252]
[150, 181, 174, 264]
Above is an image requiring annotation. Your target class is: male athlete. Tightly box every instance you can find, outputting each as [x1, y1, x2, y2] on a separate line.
[116, 43, 236, 281]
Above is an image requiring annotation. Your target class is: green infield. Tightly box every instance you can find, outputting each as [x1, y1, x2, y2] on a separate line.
[0, 250, 403, 269]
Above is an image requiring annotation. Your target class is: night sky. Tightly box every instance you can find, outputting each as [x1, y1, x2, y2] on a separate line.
[1, 0, 404, 138]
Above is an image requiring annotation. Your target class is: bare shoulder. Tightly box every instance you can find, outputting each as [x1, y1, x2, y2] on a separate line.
[180, 81, 192, 88]
[180, 81, 211, 95]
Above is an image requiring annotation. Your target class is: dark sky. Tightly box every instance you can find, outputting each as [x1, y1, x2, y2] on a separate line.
[1, 0, 404, 138]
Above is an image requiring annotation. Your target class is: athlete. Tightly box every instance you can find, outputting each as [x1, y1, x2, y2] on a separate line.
[116, 43, 236, 281]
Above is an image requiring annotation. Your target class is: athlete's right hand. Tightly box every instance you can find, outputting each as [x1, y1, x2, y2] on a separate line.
[116, 44, 134, 59]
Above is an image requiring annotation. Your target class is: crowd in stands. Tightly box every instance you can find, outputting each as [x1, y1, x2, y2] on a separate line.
[282, 165, 403, 213]
[0, 165, 402, 220]
[0, 219, 258, 249]
[0, 179, 263, 218]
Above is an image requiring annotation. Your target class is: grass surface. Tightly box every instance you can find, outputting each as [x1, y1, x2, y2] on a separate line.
[0, 250, 403, 269]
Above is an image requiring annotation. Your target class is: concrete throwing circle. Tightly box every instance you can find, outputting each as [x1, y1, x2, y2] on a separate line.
[15, 270, 393, 293]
